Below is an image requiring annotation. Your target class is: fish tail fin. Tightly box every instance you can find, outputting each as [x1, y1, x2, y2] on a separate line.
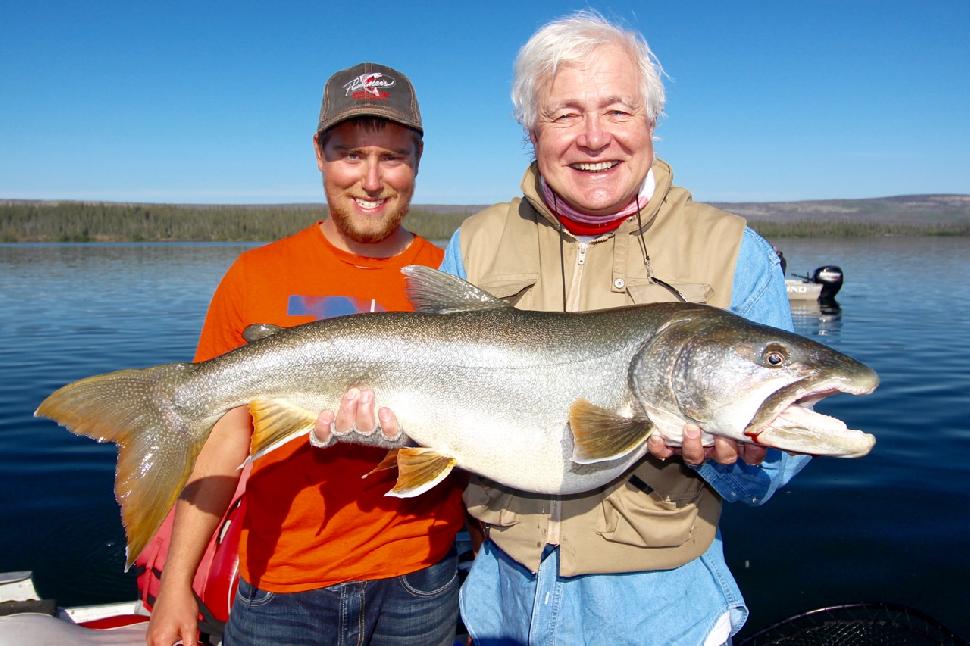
[36, 363, 212, 569]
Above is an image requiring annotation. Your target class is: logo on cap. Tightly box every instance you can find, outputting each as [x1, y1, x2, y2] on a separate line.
[344, 72, 395, 101]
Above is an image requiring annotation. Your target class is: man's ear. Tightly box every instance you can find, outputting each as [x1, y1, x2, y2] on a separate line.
[413, 139, 423, 173]
[313, 132, 325, 171]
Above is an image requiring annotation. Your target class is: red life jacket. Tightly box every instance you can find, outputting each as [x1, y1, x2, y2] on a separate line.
[134, 464, 249, 639]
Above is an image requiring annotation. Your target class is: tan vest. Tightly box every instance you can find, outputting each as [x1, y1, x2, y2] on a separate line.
[459, 159, 747, 576]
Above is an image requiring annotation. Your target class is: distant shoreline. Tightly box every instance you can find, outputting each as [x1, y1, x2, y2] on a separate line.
[2, 195, 968, 242]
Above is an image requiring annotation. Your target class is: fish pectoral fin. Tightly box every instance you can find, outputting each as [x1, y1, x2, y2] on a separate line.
[569, 399, 653, 464]
[249, 398, 318, 459]
[386, 448, 456, 498]
[242, 323, 284, 343]
[363, 449, 400, 479]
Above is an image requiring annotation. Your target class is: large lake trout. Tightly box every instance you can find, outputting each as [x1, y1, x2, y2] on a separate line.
[37, 266, 878, 565]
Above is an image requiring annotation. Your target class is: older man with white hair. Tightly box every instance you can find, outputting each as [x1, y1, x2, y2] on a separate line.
[316, 11, 812, 644]
[436, 11, 810, 645]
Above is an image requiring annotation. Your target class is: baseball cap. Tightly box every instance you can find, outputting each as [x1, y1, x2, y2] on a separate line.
[317, 62, 423, 135]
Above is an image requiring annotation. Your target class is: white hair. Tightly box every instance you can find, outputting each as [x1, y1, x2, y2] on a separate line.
[511, 10, 665, 132]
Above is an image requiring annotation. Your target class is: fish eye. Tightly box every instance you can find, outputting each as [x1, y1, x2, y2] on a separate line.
[763, 345, 789, 367]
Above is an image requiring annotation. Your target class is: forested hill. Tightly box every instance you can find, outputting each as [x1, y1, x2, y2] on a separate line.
[711, 194, 970, 237]
[1, 194, 968, 242]
[714, 194, 970, 225]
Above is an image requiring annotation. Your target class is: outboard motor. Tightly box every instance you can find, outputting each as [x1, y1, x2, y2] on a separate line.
[812, 265, 843, 301]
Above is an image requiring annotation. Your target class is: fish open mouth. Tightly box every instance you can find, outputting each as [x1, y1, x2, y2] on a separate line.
[744, 379, 877, 457]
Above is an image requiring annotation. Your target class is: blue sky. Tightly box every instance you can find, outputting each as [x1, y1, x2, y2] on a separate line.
[2, 1, 968, 204]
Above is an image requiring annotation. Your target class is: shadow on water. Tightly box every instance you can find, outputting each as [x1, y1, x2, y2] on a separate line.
[28, 506, 137, 606]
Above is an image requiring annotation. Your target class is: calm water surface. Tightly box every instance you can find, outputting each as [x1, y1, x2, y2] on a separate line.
[1, 238, 968, 639]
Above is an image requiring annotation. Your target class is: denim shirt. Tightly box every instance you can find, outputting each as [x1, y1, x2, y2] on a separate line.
[443, 226, 811, 644]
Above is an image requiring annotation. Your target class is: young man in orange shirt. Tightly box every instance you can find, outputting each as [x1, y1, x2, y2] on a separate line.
[147, 62, 465, 646]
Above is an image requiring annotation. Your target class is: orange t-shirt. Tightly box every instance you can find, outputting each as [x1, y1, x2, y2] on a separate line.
[194, 222, 465, 592]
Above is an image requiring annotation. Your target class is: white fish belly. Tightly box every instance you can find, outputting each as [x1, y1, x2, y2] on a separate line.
[388, 394, 567, 492]
[385, 362, 643, 495]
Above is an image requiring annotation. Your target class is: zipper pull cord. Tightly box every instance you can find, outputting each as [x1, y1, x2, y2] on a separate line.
[635, 196, 687, 303]
[555, 193, 568, 312]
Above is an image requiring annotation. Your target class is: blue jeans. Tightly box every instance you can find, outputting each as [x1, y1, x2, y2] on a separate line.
[460, 540, 742, 645]
[224, 550, 459, 645]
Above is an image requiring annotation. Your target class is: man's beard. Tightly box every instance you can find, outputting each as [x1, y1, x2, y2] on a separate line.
[327, 200, 408, 244]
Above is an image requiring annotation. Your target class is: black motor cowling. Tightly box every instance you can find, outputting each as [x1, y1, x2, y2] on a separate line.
[812, 265, 843, 301]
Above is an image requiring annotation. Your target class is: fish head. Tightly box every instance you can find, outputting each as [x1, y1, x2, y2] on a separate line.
[630, 306, 879, 457]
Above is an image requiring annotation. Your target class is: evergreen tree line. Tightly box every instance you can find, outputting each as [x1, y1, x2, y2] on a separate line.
[0, 202, 468, 243]
[1, 202, 966, 243]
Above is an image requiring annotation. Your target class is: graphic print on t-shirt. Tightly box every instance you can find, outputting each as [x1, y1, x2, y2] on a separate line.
[288, 295, 386, 319]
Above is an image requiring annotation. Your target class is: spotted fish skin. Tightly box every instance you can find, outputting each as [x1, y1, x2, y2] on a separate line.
[35, 266, 878, 567]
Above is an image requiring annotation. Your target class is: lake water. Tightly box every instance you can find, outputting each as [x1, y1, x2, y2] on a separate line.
[1, 237, 968, 640]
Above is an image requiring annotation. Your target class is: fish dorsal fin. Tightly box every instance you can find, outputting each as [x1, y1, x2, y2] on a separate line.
[569, 399, 654, 464]
[249, 398, 317, 459]
[243, 323, 284, 344]
[402, 265, 509, 314]
[386, 447, 456, 497]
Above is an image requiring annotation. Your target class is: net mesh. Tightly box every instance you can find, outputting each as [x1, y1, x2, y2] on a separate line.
[737, 603, 968, 646]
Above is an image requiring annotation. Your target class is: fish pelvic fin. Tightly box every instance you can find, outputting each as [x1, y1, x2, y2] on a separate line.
[363, 449, 399, 479]
[35, 363, 209, 569]
[569, 399, 654, 464]
[249, 398, 319, 459]
[401, 265, 509, 314]
[386, 448, 456, 498]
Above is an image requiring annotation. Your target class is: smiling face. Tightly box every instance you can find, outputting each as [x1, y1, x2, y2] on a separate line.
[532, 43, 654, 216]
[314, 119, 421, 248]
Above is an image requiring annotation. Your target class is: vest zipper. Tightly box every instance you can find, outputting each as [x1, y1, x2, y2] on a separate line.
[547, 240, 589, 546]
[566, 241, 588, 311]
